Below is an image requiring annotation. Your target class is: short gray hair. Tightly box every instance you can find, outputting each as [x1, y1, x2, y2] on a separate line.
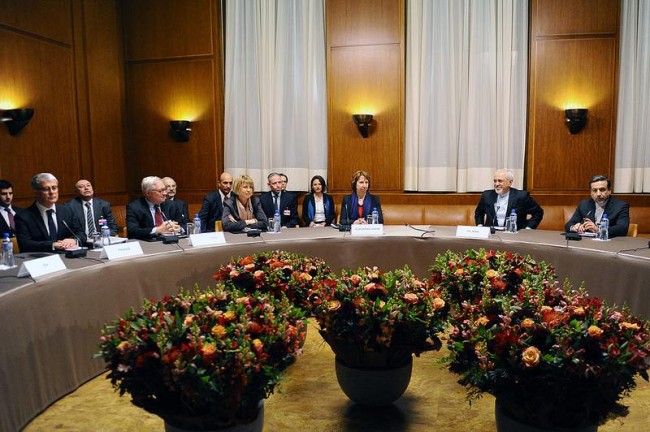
[495, 169, 514, 182]
[141, 176, 162, 192]
[31, 173, 58, 190]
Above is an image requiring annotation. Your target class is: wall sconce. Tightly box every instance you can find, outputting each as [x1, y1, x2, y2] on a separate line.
[352, 114, 373, 138]
[1, 108, 34, 136]
[169, 120, 191, 142]
[565, 108, 588, 134]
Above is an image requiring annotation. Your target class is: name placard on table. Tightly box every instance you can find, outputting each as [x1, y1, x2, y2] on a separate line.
[99, 241, 144, 260]
[17, 254, 67, 279]
[351, 224, 384, 236]
[189, 232, 226, 248]
[456, 225, 491, 239]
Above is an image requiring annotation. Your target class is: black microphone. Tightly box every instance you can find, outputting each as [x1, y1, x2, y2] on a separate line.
[490, 205, 500, 234]
[339, 203, 351, 232]
[61, 219, 88, 258]
[160, 209, 179, 244]
[617, 241, 650, 255]
[406, 223, 435, 238]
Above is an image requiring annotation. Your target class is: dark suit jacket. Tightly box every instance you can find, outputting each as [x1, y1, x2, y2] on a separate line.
[564, 197, 630, 238]
[259, 191, 300, 227]
[168, 198, 189, 226]
[340, 193, 384, 224]
[126, 198, 183, 240]
[301, 193, 336, 226]
[66, 197, 118, 236]
[474, 188, 544, 230]
[15, 203, 86, 252]
[0, 205, 22, 237]
[221, 195, 267, 232]
[198, 191, 227, 232]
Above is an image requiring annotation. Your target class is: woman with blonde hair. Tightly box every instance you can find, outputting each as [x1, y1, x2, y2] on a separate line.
[222, 175, 267, 232]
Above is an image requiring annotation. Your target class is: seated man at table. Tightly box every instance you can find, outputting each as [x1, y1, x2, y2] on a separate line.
[0, 179, 22, 237]
[15, 173, 86, 252]
[198, 171, 233, 232]
[259, 172, 300, 227]
[66, 179, 118, 236]
[474, 169, 544, 230]
[565, 174, 630, 238]
[162, 176, 189, 222]
[126, 176, 183, 240]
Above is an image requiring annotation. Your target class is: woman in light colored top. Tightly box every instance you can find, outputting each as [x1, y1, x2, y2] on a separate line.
[222, 175, 267, 232]
[340, 170, 383, 224]
[301, 175, 336, 227]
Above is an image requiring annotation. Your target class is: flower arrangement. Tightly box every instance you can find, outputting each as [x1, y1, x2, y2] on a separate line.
[431, 249, 650, 429]
[213, 250, 332, 314]
[313, 265, 449, 369]
[98, 285, 305, 430]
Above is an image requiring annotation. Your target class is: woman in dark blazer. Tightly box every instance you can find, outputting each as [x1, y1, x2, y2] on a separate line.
[340, 170, 383, 224]
[302, 175, 337, 227]
[222, 175, 267, 232]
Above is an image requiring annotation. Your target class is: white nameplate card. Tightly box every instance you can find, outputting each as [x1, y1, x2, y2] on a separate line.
[456, 225, 491, 239]
[17, 254, 67, 278]
[189, 232, 226, 247]
[99, 241, 144, 260]
[351, 224, 384, 236]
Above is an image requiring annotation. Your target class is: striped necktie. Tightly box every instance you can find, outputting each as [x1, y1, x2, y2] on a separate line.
[85, 202, 96, 235]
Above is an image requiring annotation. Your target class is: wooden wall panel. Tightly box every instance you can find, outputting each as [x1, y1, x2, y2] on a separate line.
[123, 0, 214, 60]
[327, 0, 404, 193]
[328, 45, 402, 192]
[527, 0, 619, 193]
[126, 60, 217, 193]
[0, 0, 72, 44]
[0, 29, 80, 201]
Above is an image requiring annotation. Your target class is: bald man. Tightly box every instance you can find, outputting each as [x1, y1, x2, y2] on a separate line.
[66, 179, 118, 236]
[198, 172, 233, 232]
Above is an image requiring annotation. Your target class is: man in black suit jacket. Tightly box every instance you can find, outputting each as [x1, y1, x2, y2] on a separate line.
[259, 173, 300, 227]
[198, 172, 233, 232]
[15, 173, 86, 252]
[162, 177, 189, 224]
[0, 179, 22, 237]
[126, 176, 183, 240]
[565, 174, 630, 238]
[474, 169, 544, 230]
[66, 179, 118, 236]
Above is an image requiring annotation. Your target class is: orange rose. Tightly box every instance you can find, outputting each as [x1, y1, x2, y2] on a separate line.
[573, 306, 585, 317]
[328, 300, 341, 311]
[202, 343, 216, 356]
[211, 324, 226, 338]
[404, 293, 419, 304]
[253, 270, 265, 280]
[298, 272, 313, 282]
[223, 311, 236, 322]
[183, 314, 194, 327]
[244, 263, 255, 271]
[485, 269, 499, 278]
[521, 318, 535, 329]
[620, 322, 640, 331]
[229, 269, 240, 278]
[587, 325, 603, 338]
[476, 316, 489, 326]
[350, 274, 362, 286]
[432, 297, 446, 310]
[522, 346, 541, 368]
[117, 341, 132, 352]
[252, 338, 264, 354]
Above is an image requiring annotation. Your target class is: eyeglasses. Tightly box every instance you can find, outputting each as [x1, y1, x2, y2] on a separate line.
[152, 188, 167, 193]
[39, 186, 58, 192]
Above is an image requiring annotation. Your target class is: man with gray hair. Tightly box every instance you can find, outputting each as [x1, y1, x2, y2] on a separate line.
[474, 169, 544, 230]
[126, 176, 183, 240]
[15, 173, 86, 252]
[259, 172, 299, 228]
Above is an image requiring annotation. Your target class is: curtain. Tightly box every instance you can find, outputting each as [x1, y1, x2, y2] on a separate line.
[224, 0, 327, 192]
[405, 0, 528, 192]
[615, 0, 650, 193]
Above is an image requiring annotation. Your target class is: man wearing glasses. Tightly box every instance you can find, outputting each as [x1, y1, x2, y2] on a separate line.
[126, 176, 184, 240]
[15, 173, 86, 252]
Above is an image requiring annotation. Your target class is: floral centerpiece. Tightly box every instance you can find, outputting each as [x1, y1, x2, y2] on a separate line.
[97, 285, 305, 430]
[313, 265, 449, 369]
[213, 250, 332, 314]
[431, 249, 650, 430]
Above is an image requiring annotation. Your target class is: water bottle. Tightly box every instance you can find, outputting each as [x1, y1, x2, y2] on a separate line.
[2, 233, 15, 268]
[372, 207, 379, 224]
[508, 209, 517, 233]
[273, 210, 281, 233]
[598, 213, 609, 241]
[101, 222, 111, 246]
[193, 213, 201, 234]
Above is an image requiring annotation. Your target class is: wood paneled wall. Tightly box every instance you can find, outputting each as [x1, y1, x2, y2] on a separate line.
[122, 0, 223, 202]
[0, 0, 126, 205]
[326, 0, 404, 193]
[527, 0, 619, 193]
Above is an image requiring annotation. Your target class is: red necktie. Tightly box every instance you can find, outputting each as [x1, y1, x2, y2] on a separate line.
[5, 208, 14, 230]
[154, 205, 163, 226]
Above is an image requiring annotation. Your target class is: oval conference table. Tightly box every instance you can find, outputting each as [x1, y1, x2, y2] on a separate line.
[1, 225, 649, 432]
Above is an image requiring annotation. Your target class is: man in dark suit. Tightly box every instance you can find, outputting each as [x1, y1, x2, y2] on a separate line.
[162, 176, 189, 223]
[259, 172, 299, 228]
[66, 179, 118, 236]
[0, 179, 22, 237]
[126, 176, 183, 240]
[565, 174, 630, 238]
[474, 169, 544, 230]
[198, 172, 233, 232]
[15, 173, 86, 252]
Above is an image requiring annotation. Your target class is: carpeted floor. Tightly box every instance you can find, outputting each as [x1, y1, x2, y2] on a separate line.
[24, 320, 650, 431]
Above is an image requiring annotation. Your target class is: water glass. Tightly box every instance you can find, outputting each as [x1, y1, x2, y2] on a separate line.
[366, 215, 374, 224]
[185, 222, 194, 236]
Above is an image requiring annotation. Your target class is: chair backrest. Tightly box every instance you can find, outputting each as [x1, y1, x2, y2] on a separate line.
[10, 236, 19, 254]
[628, 223, 638, 238]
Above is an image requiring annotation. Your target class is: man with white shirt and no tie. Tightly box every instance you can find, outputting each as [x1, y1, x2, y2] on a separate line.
[0, 179, 21, 237]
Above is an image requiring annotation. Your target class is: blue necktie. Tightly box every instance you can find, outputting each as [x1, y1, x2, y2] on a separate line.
[47, 209, 58, 241]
